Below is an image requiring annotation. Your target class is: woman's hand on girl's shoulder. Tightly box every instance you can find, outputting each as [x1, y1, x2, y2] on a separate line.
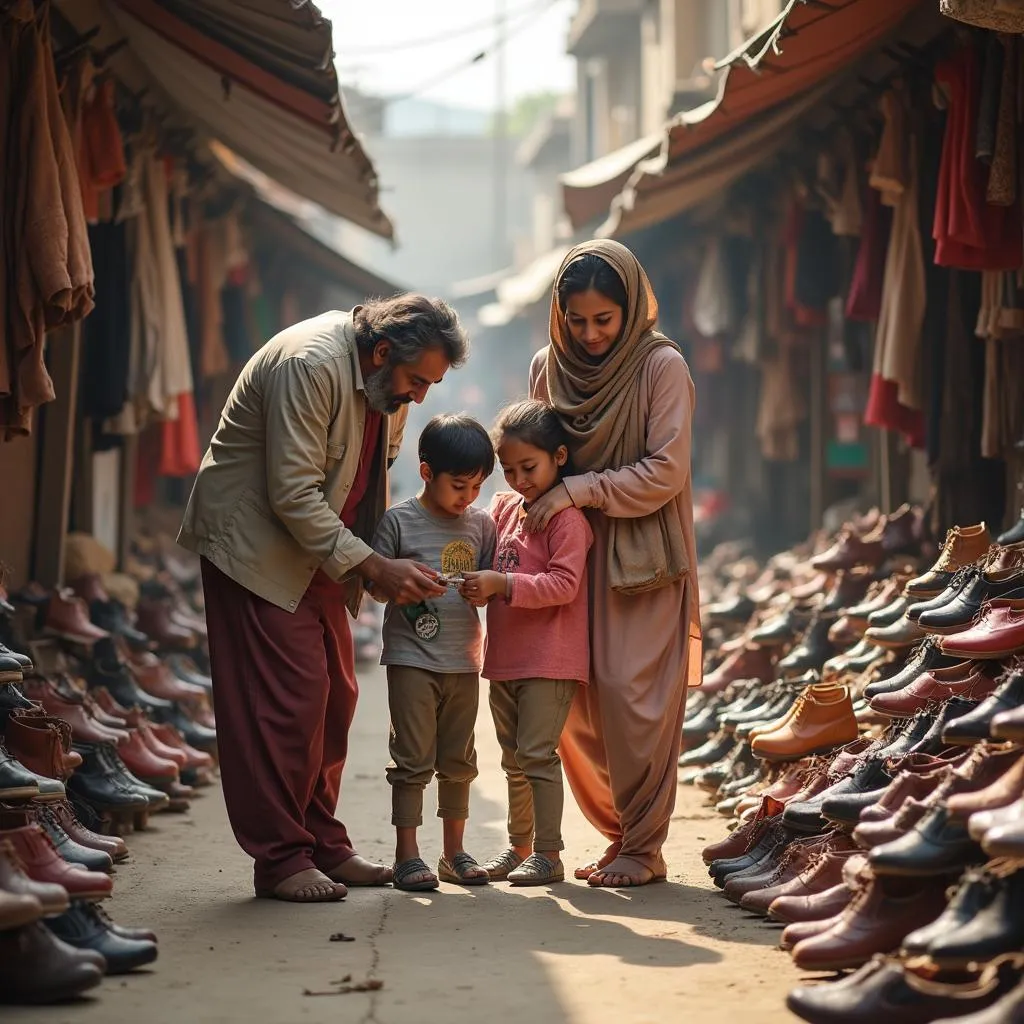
[523, 482, 574, 534]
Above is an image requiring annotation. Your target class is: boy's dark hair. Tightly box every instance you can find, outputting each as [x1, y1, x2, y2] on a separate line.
[419, 414, 495, 478]
[492, 400, 574, 477]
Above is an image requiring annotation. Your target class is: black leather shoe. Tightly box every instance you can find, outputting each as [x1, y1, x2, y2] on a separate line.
[0, 743, 40, 801]
[870, 806, 980, 876]
[151, 705, 217, 753]
[998, 511, 1024, 546]
[705, 593, 756, 625]
[907, 567, 978, 622]
[864, 640, 960, 699]
[777, 616, 836, 677]
[943, 668, 1024, 746]
[693, 741, 753, 793]
[875, 714, 935, 760]
[0, 651, 24, 683]
[866, 595, 911, 631]
[679, 730, 735, 769]
[89, 600, 152, 652]
[0, 682, 37, 727]
[67, 743, 151, 812]
[920, 569, 1024, 635]
[36, 806, 113, 873]
[926, 869, 1024, 969]
[0, 922, 105, 1004]
[910, 698, 979, 754]
[710, 822, 790, 887]
[46, 902, 158, 975]
[165, 654, 212, 691]
[0, 642, 32, 673]
[785, 757, 891, 833]
[682, 699, 724, 744]
[821, 760, 897, 826]
[750, 606, 813, 647]
[902, 867, 1001, 956]
[88, 656, 173, 715]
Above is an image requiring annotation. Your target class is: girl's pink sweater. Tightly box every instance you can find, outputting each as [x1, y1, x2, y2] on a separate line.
[482, 491, 594, 684]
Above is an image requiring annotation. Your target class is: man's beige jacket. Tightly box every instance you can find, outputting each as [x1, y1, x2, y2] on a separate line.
[178, 311, 408, 615]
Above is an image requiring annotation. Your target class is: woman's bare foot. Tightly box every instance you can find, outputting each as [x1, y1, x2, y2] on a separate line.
[259, 868, 347, 902]
[574, 843, 621, 880]
[326, 855, 394, 887]
[587, 855, 665, 888]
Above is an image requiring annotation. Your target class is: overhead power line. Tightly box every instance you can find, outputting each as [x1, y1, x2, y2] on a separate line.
[334, 0, 555, 56]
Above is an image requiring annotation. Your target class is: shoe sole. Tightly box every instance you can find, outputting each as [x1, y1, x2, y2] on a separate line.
[939, 644, 1024, 660]
[0, 785, 40, 800]
[755, 742, 859, 763]
[0, 670, 23, 683]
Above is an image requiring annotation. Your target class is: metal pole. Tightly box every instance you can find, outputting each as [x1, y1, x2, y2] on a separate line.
[494, 0, 508, 268]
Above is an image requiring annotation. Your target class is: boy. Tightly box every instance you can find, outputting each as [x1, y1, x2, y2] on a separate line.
[371, 414, 496, 891]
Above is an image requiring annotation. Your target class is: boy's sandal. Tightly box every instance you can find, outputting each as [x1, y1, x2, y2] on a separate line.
[393, 858, 439, 892]
[508, 853, 565, 887]
[437, 853, 490, 886]
[482, 847, 524, 881]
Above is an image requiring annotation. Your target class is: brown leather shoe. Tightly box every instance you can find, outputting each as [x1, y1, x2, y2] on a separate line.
[0, 922, 104, 1003]
[740, 834, 858, 915]
[939, 602, 1024, 660]
[791, 873, 949, 971]
[4, 825, 113, 901]
[859, 763, 958, 824]
[42, 591, 109, 645]
[0, 890, 43, 930]
[947, 749, 1024, 819]
[770, 881, 853, 925]
[4, 712, 81, 780]
[128, 654, 207, 704]
[702, 645, 775, 695]
[701, 796, 784, 864]
[0, 839, 69, 915]
[135, 597, 197, 650]
[781, 912, 841, 952]
[812, 529, 885, 573]
[23, 680, 129, 746]
[869, 662, 1000, 718]
[906, 523, 992, 599]
[752, 685, 859, 762]
[865, 614, 928, 651]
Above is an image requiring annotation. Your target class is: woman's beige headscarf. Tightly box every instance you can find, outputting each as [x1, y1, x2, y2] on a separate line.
[545, 239, 690, 595]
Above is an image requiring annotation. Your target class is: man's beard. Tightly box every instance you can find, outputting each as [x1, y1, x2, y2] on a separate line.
[364, 364, 410, 414]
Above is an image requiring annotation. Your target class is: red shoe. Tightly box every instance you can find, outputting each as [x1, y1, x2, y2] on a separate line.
[869, 661, 1000, 717]
[118, 731, 180, 782]
[4, 825, 113, 900]
[940, 602, 1024, 660]
[150, 724, 214, 771]
[703, 645, 775, 695]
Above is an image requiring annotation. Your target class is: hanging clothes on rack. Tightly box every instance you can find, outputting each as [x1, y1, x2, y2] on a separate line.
[0, 0, 94, 440]
[933, 43, 1023, 271]
[864, 87, 927, 449]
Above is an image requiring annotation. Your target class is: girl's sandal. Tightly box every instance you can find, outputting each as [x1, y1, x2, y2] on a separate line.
[482, 848, 524, 881]
[508, 853, 564, 887]
[438, 852, 490, 886]
[393, 858, 439, 892]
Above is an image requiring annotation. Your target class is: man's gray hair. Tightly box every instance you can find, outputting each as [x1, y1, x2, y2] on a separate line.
[353, 294, 469, 368]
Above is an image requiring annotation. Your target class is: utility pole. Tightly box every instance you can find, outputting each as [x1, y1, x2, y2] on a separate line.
[494, 0, 508, 269]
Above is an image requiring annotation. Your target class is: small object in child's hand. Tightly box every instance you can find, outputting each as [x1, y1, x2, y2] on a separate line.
[435, 573, 465, 588]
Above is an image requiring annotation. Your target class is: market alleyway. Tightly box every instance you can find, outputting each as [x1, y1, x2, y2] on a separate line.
[7, 666, 802, 1024]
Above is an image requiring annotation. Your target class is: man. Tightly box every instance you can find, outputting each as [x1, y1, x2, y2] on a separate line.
[178, 295, 464, 902]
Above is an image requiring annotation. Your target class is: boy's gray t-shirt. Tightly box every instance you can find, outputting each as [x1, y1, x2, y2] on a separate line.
[371, 497, 496, 674]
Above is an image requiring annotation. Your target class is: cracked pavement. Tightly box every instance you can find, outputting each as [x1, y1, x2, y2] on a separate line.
[7, 665, 802, 1024]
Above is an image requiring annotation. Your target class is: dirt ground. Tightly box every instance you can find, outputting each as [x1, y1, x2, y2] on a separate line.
[9, 667, 805, 1024]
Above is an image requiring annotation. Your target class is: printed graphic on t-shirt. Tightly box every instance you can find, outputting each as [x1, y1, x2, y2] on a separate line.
[495, 542, 520, 573]
[440, 540, 476, 576]
[403, 601, 441, 641]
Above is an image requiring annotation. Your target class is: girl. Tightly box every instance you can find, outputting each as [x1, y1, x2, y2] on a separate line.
[459, 400, 593, 886]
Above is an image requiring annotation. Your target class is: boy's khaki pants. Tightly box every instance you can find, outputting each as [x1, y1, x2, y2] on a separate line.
[386, 665, 479, 827]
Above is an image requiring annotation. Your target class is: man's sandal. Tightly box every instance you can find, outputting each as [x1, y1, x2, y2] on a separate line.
[393, 858, 439, 892]
[437, 852, 489, 886]
[482, 847, 524, 881]
[508, 853, 564, 887]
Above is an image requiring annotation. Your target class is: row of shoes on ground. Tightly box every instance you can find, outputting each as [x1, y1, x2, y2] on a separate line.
[692, 509, 1024, 1023]
[0, 544, 212, 1003]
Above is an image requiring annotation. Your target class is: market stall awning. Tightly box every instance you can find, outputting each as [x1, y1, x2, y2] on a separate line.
[479, 246, 571, 327]
[55, 0, 394, 239]
[560, 132, 661, 231]
[210, 143, 400, 297]
[591, 0, 941, 236]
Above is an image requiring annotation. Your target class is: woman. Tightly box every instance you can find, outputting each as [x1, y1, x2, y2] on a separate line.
[525, 239, 702, 887]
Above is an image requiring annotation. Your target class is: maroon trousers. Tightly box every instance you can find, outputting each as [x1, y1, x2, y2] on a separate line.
[201, 560, 359, 892]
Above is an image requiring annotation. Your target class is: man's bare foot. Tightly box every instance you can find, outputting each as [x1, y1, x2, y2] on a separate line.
[587, 856, 666, 888]
[257, 868, 347, 902]
[326, 855, 393, 887]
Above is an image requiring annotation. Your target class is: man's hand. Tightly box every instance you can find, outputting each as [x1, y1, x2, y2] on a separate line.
[357, 553, 446, 605]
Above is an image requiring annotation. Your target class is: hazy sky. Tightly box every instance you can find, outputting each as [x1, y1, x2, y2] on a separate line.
[319, 0, 577, 112]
